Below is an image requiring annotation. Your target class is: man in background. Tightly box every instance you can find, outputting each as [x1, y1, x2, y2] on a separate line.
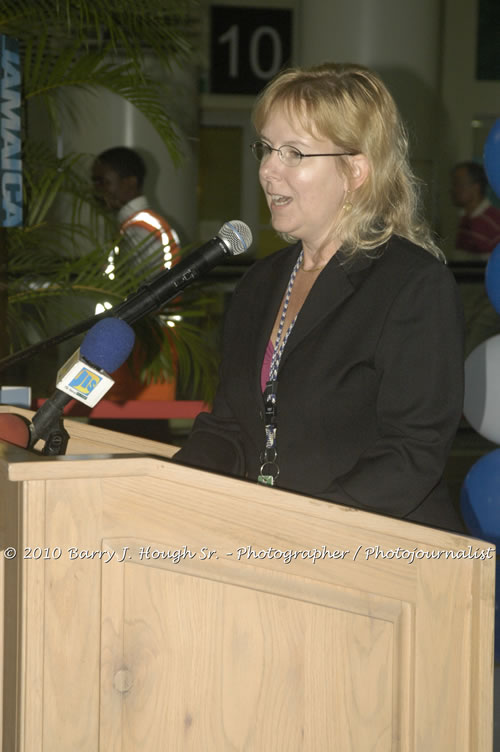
[451, 161, 500, 258]
[91, 146, 180, 281]
[91, 146, 181, 407]
[451, 161, 500, 355]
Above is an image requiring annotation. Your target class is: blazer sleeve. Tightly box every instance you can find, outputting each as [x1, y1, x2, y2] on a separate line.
[318, 261, 465, 517]
[172, 282, 247, 477]
[172, 384, 246, 476]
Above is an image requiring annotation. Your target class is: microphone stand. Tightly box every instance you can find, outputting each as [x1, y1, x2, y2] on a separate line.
[0, 310, 109, 373]
[31, 390, 72, 456]
[0, 311, 108, 455]
[0, 233, 236, 373]
[41, 422, 70, 456]
[0, 261, 179, 373]
[0, 247, 192, 374]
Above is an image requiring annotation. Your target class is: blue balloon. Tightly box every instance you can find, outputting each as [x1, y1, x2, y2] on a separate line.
[460, 448, 500, 547]
[484, 118, 500, 200]
[485, 243, 500, 314]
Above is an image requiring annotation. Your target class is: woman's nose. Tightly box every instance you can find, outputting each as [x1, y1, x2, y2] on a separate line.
[260, 149, 283, 179]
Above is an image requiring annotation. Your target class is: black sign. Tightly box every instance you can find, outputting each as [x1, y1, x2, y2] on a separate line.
[476, 0, 500, 80]
[210, 5, 293, 95]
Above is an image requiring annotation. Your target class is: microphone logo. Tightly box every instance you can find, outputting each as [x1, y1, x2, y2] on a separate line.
[68, 368, 103, 397]
[56, 348, 115, 408]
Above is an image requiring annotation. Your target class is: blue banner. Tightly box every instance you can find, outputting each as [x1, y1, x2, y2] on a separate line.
[0, 35, 22, 227]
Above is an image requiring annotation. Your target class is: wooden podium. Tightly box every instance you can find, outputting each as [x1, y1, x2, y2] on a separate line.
[0, 407, 495, 751]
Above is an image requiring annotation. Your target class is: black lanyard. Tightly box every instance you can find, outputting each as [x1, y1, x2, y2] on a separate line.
[258, 251, 303, 486]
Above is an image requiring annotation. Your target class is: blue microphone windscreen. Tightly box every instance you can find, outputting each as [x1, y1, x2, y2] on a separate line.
[80, 318, 135, 373]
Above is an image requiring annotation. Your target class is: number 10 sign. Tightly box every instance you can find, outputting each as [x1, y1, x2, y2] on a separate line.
[210, 5, 293, 95]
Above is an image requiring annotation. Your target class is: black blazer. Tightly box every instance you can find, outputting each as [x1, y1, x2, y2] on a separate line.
[176, 236, 465, 531]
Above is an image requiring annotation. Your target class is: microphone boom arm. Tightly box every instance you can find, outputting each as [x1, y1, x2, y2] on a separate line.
[112, 235, 231, 324]
[0, 230, 243, 372]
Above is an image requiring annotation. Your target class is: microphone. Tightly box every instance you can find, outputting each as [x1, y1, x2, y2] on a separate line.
[0, 413, 31, 448]
[30, 318, 136, 454]
[112, 219, 253, 325]
[0, 220, 253, 374]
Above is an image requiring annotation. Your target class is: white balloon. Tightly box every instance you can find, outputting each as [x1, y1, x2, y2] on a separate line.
[464, 335, 500, 444]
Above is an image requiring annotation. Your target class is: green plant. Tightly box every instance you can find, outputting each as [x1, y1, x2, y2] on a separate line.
[0, 0, 221, 402]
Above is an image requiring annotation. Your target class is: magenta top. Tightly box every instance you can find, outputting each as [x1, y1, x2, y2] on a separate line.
[261, 339, 274, 392]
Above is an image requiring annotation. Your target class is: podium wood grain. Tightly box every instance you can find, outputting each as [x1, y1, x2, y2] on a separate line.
[0, 407, 495, 750]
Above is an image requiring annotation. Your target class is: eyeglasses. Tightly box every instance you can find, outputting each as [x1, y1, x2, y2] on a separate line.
[250, 140, 358, 167]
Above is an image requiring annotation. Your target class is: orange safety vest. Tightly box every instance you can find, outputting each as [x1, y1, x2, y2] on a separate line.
[106, 209, 181, 402]
[120, 208, 181, 271]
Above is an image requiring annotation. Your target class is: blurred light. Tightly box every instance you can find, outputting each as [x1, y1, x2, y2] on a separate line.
[95, 301, 113, 315]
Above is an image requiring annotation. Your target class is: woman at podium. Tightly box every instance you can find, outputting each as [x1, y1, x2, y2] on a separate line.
[175, 62, 464, 532]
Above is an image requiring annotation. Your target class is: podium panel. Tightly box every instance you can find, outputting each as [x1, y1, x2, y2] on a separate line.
[97, 536, 400, 749]
[0, 407, 495, 751]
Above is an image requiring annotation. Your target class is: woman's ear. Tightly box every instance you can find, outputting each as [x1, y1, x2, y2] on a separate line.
[349, 153, 370, 191]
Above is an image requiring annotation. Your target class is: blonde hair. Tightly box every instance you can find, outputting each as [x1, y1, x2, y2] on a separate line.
[252, 62, 443, 260]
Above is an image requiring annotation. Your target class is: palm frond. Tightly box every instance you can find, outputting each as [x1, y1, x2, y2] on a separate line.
[1, 0, 198, 65]
[23, 38, 182, 160]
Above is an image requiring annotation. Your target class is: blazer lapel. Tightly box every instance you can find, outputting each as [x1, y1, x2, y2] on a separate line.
[246, 244, 302, 400]
[279, 248, 376, 369]
[243, 243, 379, 398]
